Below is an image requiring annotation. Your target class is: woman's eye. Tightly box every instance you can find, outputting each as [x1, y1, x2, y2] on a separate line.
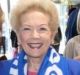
[23, 28, 31, 31]
[40, 28, 48, 31]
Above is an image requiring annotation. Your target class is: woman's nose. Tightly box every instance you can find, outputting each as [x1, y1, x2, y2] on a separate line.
[32, 30, 40, 38]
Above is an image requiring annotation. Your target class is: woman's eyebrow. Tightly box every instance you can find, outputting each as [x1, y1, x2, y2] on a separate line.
[22, 24, 31, 27]
[39, 24, 48, 26]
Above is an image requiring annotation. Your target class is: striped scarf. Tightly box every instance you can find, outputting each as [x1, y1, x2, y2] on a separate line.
[9, 47, 68, 75]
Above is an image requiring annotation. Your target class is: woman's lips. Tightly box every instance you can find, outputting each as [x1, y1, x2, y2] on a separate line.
[27, 43, 43, 49]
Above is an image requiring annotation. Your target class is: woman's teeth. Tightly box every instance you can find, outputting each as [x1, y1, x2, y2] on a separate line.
[28, 43, 43, 49]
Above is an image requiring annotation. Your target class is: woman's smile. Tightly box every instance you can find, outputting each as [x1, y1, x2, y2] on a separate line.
[27, 43, 43, 49]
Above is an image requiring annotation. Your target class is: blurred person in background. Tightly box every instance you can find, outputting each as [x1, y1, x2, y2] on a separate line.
[51, 27, 62, 52]
[64, 9, 80, 60]
[0, 5, 7, 60]
[65, 7, 79, 42]
[10, 30, 18, 57]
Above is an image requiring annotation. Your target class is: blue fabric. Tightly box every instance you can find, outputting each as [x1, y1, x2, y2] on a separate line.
[0, 47, 80, 75]
[66, 8, 79, 42]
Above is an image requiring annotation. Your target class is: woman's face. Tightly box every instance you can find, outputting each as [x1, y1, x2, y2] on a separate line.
[19, 10, 53, 58]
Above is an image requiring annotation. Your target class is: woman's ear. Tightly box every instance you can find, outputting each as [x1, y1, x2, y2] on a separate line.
[51, 30, 58, 45]
[52, 30, 58, 39]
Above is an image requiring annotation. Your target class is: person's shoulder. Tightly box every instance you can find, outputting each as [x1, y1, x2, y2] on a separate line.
[0, 59, 14, 74]
[66, 35, 80, 47]
[0, 59, 13, 69]
[68, 35, 80, 43]
[60, 56, 80, 75]
[71, 35, 80, 41]
[66, 58, 80, 75]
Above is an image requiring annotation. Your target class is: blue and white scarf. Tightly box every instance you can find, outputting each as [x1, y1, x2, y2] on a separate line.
[9, 47, 69, 75]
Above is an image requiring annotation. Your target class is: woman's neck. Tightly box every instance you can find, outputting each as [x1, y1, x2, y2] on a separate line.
[27, 56, 43, 72]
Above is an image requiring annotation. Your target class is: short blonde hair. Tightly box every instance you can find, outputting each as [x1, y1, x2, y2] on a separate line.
[77, 9, 80, 34]
[10, 0, 59, 33]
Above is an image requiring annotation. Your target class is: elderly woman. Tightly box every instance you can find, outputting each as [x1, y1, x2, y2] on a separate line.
[0, 0, 80, 75]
